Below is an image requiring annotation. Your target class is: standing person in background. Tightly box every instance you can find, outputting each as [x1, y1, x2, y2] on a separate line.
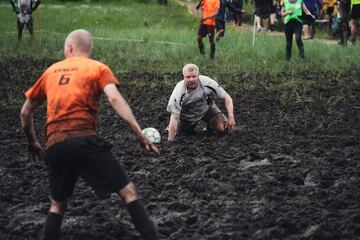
[350, 0, 360, 44]
[253, 0, 273, 31]
[10, 0, 41, 42]
[281, 0, 315, 60]
[20, 29, 160, 240]
[196, 0, 220, 59]
[228, 0, 244, 27]
[269, 0, 279, 31]
[337, 0, 351, 45]
[215, 0, 229, 41]
[302, 0, 323, 39]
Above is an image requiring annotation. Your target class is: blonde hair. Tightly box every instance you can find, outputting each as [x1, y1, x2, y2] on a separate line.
[182, 63, 199, 75]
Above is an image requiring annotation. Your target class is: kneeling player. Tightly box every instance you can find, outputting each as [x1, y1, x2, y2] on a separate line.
[166, 63, 236, 142]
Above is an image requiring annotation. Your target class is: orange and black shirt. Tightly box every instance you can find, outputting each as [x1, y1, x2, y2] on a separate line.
[200, 0, 220, 26]
[25, 56, 119, 149]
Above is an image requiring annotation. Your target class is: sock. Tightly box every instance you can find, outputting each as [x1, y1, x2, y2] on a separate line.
[210, 43, 216, 59]
[126, 200, 159, 240]
[198, 43, 205, 55]
[41, 212, 63, 240]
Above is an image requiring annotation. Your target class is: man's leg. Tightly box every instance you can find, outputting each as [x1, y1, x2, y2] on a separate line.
[119, 183, 159, 240]
[197, 24, 206, 55]
[263, 18, 269, 31]
[17, 19, 24, 41]
[203, 105, 227, 133]
[41, 200, 67, 240]
[209, 27, 216, 59]
[209, 113, 228, 133]
[339, 20, 349, 45]
[294, 22, 304, 58]
[350, 19, 357, 43]
[255, 15, 262, 31]
[197, 36, 205, 55]
[303, 23, 311, 39]
[27, 17, 35, 43]
[284, 21, 294, 60]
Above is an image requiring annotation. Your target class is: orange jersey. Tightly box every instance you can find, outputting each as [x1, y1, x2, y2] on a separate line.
[201, 0, 220, 26]
[25, 56, 119, 149]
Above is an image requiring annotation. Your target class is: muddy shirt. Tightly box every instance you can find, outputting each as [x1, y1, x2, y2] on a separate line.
[200, 0, 220, 26]
[13, 0, 35, 23]
[24, 56, 119, 149]
[167, 75, 227, 122]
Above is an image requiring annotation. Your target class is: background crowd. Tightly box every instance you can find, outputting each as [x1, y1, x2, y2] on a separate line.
[213, 0, 359, 45]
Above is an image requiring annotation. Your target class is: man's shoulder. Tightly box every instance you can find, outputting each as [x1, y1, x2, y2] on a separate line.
[199, 75, 216, 84]
[174, 80, 185, 89]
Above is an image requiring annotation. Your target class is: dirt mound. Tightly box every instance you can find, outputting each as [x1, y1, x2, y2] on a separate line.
[1, 58, 360, 239]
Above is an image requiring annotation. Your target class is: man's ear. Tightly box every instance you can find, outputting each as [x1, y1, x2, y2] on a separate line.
[64, 44, 74, 57]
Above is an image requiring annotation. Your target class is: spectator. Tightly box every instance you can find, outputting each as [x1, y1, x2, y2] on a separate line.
[281, 0, 315, 60]
[254, 0, 273, 31]
[228, 0, 244, 27]
[337, 0, 351, 45]
[302, 0, 323, 39]
[350, 0, 360, 44]
[215, 0, 229, 41]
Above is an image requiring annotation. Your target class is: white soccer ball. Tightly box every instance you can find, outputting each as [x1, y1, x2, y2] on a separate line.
[142, 127, 161, 143]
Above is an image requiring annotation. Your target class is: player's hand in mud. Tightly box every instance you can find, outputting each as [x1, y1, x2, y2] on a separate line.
[28, 141, 45, 161]
[138, 134, 160, 156]
[227, 115, 236, 133]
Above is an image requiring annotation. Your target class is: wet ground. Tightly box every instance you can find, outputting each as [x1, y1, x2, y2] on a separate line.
[1, 58, 360, 240]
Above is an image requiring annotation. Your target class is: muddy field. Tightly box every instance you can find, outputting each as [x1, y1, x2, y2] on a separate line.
[1, 58, 360, 240]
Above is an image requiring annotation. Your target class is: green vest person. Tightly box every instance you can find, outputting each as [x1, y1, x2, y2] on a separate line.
[281, 0, 314, 60]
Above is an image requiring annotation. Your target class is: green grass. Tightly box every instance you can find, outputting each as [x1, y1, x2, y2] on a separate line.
[0, 0, 359, 110]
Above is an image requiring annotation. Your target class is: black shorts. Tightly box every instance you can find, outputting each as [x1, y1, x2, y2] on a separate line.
[351, 4, 360, 19]
[178, 104, 223, 134]
[45, 135, 129, 201]
[198, 24, 215, 38]
[255, 4, 272, 19]
[215, 19, 226, 37]
[302, 14, 315, 26]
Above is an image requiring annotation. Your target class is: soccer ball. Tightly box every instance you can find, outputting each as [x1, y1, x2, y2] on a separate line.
[142, 127, 161, 143]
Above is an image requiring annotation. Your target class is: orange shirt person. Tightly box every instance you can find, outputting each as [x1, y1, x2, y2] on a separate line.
[20, 29, 159, 240]
[196, 0, 220, 59]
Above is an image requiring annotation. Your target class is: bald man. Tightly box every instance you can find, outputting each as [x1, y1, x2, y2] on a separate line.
[20, 29, 159, 240]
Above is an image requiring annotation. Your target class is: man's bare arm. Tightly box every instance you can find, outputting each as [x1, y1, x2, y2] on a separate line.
[20, 99, 44, 161]
[168, 113, 179, 142]
[103, 83, 159, 155]
[224, 93, 236, 133]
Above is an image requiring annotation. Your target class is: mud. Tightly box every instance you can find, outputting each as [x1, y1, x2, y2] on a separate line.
[1, 58, 360, 240]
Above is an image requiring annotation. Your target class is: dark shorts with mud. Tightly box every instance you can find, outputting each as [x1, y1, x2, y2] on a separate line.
[255, 4, 272, 19]
[198, 24, 215, 38]
[178, 104, 223, 134]
[45, 135, 129, 201]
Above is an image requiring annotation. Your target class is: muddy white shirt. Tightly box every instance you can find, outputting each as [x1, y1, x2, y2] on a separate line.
[14, 0, 35, 23]
[167, 75, 227, 122]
